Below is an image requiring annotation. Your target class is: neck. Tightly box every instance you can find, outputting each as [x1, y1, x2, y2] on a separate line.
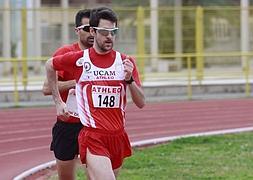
[93, 44, 110, 55]
[78, 41, 88, 50]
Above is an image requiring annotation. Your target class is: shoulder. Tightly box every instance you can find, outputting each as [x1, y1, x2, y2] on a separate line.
[64, 50, 84, 59]
[53, 43, 79, 56]
[53, 50, 84, 63]
[120, 53, 136, 63]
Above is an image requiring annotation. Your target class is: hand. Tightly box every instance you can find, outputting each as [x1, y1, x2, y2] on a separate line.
[68, 88, 76, 95]
[56, 101, 70, 121]
[123, 56, 134, 81]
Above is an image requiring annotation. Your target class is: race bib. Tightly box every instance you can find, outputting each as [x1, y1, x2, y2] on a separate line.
[65, 89, 79, 117]
[91, 85, 121, 108]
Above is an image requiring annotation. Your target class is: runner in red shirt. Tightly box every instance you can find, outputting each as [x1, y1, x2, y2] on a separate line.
[46, 7, 145, 179]
[42, 9, 93, 180]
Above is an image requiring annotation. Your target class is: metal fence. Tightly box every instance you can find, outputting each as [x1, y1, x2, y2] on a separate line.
[1, 6, 253, 105]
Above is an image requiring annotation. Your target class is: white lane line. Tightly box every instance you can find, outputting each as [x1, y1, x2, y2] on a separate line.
[13, 126, 253, 180]
[13, 160, 56, 180]
[0, 146, 48, 157]
[131, 126, 253, 147]
[0, 135, 50, 143]
[0, 128, 50, 135]
[0, 123, 51, 129]
[128, 123, 253, 138]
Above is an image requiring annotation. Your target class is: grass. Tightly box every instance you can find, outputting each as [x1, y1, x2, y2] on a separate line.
[49, 131, 253, 179]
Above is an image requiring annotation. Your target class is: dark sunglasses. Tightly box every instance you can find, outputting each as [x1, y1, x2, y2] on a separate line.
[93, 27, 118, 36]
[76, 24, 90, 32]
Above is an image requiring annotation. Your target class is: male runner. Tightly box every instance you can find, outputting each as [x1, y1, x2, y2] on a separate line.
[42, 9, 93, 180]
[46, 7, 145, 180]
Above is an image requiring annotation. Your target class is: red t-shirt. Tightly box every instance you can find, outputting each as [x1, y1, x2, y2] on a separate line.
[53, 42, 81, 122]
[53, 43, 81, 81]
[53, 48, 141, 86]
[53, 47, 141, 130]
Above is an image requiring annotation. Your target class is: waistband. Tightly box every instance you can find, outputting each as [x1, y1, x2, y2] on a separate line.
[57, 116, 81, 124]
[84, 127, 125, 135]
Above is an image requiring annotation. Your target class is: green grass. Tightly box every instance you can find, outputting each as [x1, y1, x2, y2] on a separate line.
[50, 131, 253, 179]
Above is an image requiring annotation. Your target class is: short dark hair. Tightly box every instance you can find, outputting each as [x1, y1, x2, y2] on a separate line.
[75, 9, 91, 27]
[89, 7, 118, 27]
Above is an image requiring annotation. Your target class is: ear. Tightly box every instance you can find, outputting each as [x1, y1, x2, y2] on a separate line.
[90, 27, 96, 36]
[74, 28, 79, 35]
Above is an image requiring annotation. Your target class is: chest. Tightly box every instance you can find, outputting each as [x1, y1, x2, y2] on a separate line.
[78, 53, 125, 82]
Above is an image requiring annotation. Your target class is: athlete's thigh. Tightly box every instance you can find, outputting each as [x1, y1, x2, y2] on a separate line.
[86, 148, 115, 180]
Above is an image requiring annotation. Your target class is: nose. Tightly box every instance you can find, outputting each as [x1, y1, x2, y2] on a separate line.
[107, 32, 113, 38]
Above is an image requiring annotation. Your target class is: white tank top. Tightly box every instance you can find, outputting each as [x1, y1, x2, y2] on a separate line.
[75, 49, 126, 129]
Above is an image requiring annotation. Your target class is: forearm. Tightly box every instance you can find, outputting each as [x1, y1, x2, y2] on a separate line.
[45, 58, 62, 104]
[58, 80, 76, 91]
[128, 82, 145, 108]
[42, 79, 76, 96]
[123, 57, 145, 108]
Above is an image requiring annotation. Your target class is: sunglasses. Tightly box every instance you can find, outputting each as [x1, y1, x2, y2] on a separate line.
[92, 27, 118, 36]
[76, 24, 90, 32]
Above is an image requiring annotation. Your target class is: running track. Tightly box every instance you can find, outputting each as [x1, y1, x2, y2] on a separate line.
[1, 99, 253, 180]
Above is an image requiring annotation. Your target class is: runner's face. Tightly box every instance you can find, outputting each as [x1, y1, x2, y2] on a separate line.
[93, 19, 116, 53]
[77, 17, 94, 48]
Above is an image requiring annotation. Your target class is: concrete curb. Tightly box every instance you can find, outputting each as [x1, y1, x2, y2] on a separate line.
[13, 160, 56, 180]
[13, 126, 253, 180]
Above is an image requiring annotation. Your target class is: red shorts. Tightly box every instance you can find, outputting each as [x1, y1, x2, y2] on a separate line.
[78, 127, 132, 169]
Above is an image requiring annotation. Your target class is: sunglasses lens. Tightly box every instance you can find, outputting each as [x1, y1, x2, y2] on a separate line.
[98, 29, 110, 36]
[111, 29, 118, 36]
[82, 26, 90, 32]
[97, 29, 118, 36]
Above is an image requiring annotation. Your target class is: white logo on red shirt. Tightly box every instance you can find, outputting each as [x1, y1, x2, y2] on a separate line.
[76, 58, 84, 67]
[84, 62, 91, 72]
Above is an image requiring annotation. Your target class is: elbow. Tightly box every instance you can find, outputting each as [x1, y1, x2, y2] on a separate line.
[136, 98, 146, 109]
[45, 58, 54, 72]
[42, 89, 47, 96]
[138, 102, 145, 109]
[42, 88, 51, 96]
[43, 58, 54, 96]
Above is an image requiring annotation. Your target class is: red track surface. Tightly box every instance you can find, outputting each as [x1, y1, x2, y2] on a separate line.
[1, 99, 253, 180]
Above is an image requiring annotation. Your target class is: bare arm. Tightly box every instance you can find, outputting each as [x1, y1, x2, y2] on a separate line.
[45, 58, 70, 118]
[123, 58, 145, 108]
[42, 79, 76, 96]
[128, 82, 145, 108]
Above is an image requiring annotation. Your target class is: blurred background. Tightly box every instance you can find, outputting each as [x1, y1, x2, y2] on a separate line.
[1, 0, 253, 106]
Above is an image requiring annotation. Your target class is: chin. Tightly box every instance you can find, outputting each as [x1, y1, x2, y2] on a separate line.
[102, 47, 112, 52]
[106, 46, 113, 50]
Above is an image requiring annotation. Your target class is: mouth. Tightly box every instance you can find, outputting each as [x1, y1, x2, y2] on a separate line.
[87, 36, 94, 43]
[105, 41, 112, 45]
